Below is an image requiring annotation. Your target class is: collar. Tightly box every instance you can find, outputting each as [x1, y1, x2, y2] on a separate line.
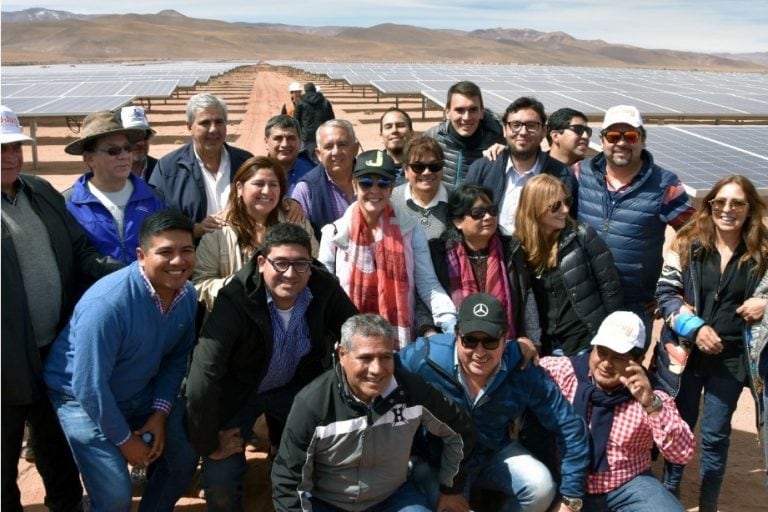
[404, 182, 448, 209]
[505, 150, 544, 177]
[1, 177, 25, 205]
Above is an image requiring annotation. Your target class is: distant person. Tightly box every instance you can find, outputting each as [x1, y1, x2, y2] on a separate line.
[64, 110, 166, 263]
[291, 119, 359, 240]
[272, 313, 476, 512]
[43, 211, 200, 511]
[576, 105, 694, 346]
[2, 105, 121, 512]
[379, 107, 414, 182]
[424, 80, 505, 186]
[263, 114, 314, 194]
[149, 93, 254, 239]
[294, 82, 335, 163]
[465, 96, 577, 235]
[281, 81, 302, 117]
[546, 107, 592, 168]
[121, 105, 158, 181]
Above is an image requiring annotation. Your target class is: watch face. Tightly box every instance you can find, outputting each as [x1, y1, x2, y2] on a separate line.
[563, 496, 583, 510]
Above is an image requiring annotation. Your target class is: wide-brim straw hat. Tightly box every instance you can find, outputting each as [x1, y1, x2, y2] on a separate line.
[64, 110, 147, 155]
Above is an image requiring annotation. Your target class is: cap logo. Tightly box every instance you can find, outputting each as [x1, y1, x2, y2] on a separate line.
[473, 303, 489, 317]
[365, 151, 384, 168]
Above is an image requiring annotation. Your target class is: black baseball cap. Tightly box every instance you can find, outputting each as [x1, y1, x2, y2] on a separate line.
[457, 293, 507, 338]
[353, 149, 397, 180]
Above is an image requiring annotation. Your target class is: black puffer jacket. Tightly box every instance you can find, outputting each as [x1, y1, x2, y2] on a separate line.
[294, 91, 335, 143]
[424, 110, 505, 186]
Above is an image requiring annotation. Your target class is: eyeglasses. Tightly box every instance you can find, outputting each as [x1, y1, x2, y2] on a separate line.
[266, 258, 312, 273]
[563, 125, 593, 137]
[546, 196, 573, 214]
[460, 333, 501, 350]
[506, 121, 542, 133]
[708, 197, 749, 212]
[357, 177, 393, 190]
[468, 204, 499, 220]
[408, 161, 444, 174]
[601, 130, 641, 144]
[96, 144, 133, 156]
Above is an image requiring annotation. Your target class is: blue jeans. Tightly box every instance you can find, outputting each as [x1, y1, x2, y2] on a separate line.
[199, 384, 298, 512]
[583, 471, 684, 512]
[661, 370, 744, 511]
[50, 392, 198, 512]
[411, 441, 555, 512]
[309, 480, 429, 511]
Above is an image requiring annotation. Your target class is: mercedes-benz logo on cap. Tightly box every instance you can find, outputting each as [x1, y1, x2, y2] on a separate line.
[473, 303, 489, 317]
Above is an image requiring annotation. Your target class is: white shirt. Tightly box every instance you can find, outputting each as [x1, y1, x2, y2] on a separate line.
[196, 146, 231, 216]
[87, 179, 134, 240]
[498, 153, 543, 235]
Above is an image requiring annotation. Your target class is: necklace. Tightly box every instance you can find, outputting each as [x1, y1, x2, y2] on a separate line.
[407, 199, 434, 228]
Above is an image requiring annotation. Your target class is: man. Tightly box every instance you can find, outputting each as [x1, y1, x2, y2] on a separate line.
[185, 223, 358, 510]
[121, 105, 159, 180]
[43, 210, 200, 511]
[64, 109, 166, 263]
[541, 311, 695, 511]
[149, 93, 254, 239]
[379, 107, 414, 183]
[424, 80, 505, 186]
[465, 96, 578, 235]
[399, 293, 589, 512]
[546, 107, 592, 167]
[272, 314, 476, 512]
[1, 105, 121, 512]
[264, 114, 314, 194]
[291, 119, 359, 240]
[294, 82, 335, 163]
[576, 105, 694, 346]
[281, 81, 303, 117]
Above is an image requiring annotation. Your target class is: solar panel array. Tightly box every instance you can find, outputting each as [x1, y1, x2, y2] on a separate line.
[1, 61, 255, 117]
[271, 61, 768, 195]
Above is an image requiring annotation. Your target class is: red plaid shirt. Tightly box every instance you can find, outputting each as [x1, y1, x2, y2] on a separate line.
[541, 356, 695, 494]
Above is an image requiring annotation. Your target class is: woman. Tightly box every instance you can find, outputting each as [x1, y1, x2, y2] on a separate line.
[319, 149, 456, 349]
[391, 136, 451, 241]
[428, 183, 539, 343]
[193, 155, 317, 311]
[514, 174, 623, 356]
[655, 175, 768, 512]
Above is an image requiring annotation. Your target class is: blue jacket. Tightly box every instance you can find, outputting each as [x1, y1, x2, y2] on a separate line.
[398, 334, 589, 497]
[149, 142, 253, 224]
[65, 172, 166, 263]
[577, 150, 692, 305]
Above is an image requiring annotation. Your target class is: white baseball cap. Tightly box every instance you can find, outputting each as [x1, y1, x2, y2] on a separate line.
[590, 311, 646, 354]
[288, 82, 302, 92]
[120, 106, 156, 135]
[0, 105, 34, 144]
[601, 105, 644, 130]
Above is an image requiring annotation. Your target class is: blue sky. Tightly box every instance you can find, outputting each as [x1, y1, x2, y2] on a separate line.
[5, 1, 767, 53]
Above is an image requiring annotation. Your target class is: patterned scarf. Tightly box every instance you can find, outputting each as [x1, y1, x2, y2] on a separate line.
[348, 204, 411, 349]
[445, 234, 516, 337]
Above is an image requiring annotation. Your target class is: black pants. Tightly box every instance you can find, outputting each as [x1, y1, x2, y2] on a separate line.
[2, 397, 83, 512]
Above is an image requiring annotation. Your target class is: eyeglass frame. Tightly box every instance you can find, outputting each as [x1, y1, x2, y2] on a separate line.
[265, 258, 313, 273]
[467, 204, 499, 220]
[546, 196, 573, 214]
[356, 177, 394, 190]
[708, 197, 749, 212]
[561, 125, 593, 137]
[506, 121, 543, 133]
[459, 332, 502, 350]
[600, 129, 642, 144]
[408, 161, 445, 174]
[95, 144, 133, 156]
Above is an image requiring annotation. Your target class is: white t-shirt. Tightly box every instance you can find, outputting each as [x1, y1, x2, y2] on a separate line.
[88, 179, 134, 240]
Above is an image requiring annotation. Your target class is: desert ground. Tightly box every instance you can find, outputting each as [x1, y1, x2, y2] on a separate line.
[13, 64, 766, 511]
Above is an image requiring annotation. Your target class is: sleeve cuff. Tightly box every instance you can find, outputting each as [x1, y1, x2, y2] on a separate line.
[152, 398, 173, 415]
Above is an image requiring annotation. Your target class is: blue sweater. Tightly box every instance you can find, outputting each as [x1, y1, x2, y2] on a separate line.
[44, 262, 197, 445]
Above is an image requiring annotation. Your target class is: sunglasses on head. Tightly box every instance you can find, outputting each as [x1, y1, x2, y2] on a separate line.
[460, 333, 501, 350]
[563, 125, 593, 137]
[96, 144, 133, 156]
[708, 197, 749, 212]
[357, 177, 393, 190]
[468, 204, 499, 220]
[546, 196, 573, 214]
[409, 161, 444, 174]
[601, 130, 641, 144]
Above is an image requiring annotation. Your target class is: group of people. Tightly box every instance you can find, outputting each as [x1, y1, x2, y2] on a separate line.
[2, 74, 766, 512]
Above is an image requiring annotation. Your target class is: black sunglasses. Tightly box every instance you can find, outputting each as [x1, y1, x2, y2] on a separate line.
[357, 177, 393, 190]
[460, 333, 501, 350]
[546, 196, 573, 214]
[409, 161, 444, 174]
[96, 144, 133, 156]
[468, 204, 499, 220]
[563, 125, 593, 137]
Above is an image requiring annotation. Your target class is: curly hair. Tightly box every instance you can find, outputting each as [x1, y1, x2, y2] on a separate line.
[672, 175, 768, 274]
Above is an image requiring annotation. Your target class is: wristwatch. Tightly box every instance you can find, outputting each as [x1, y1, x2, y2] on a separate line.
[561, 496, 583, 511]
[645, 393, 664, 414]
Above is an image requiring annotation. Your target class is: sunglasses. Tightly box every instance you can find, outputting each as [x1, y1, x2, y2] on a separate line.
[506, 121, 542, 133]
[266, 258, 312, 273]
[357, 177, 393, 190]
[96, 144, 133, 156]
[708, 197, 749, 212]
[601, 130, 641, 144]
[468, 204, 499, 220]
[546, 196, 573, 214]
[409, 161, 444, 174]
[563, 125, 593, 137]
[460, 333, 501, 350]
